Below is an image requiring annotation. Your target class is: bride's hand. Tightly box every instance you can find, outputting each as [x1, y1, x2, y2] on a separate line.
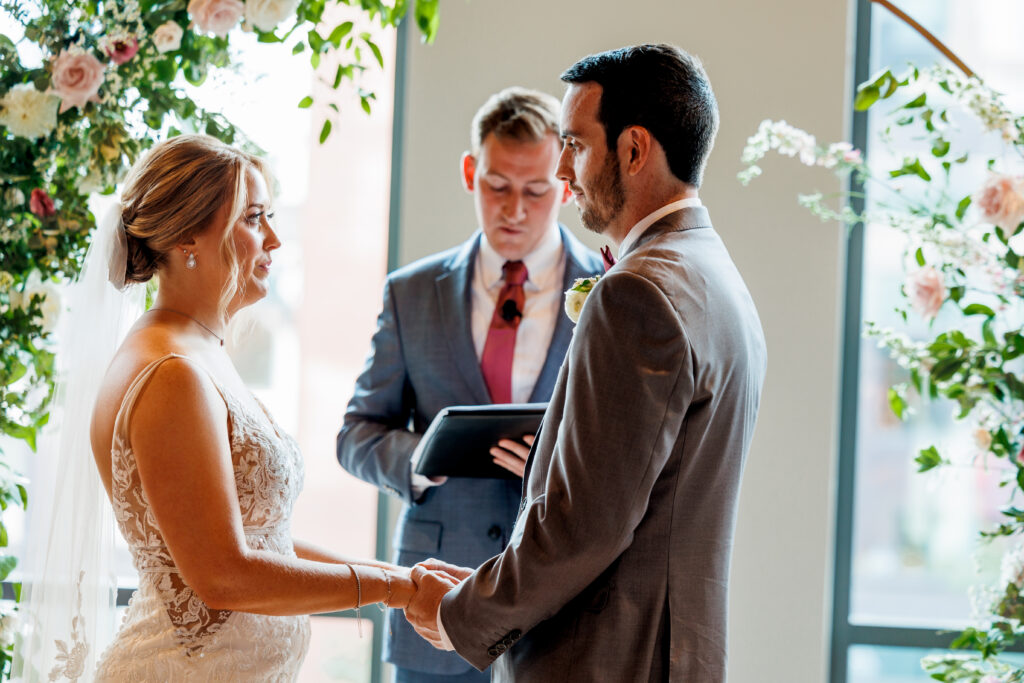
[415, 558, 474, 582]
[387, 566, 416, 610]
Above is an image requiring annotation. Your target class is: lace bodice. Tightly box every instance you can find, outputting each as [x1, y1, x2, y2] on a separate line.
[93, 354, 310, 681]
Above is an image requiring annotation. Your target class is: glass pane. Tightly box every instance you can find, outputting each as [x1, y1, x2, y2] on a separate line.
[849, 645, 1024, 683]
[300, 616, 382, 683]
[851, 0, 1024, 627]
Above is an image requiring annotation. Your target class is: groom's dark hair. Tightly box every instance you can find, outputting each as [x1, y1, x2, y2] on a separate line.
[560, 44, 719, 188]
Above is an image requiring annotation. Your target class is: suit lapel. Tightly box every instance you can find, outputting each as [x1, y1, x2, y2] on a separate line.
[436, 233, 492, 405]
[527, 226, 596, 403]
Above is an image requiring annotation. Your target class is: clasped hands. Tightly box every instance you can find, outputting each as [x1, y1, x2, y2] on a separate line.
[399, 558, 474, 650]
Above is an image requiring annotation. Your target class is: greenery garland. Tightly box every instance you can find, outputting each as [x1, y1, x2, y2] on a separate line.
[0, 0, 438, 673]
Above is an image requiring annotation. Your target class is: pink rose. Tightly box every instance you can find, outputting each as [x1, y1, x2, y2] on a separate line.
[975, 173, 1024, 232]
[188, 0, 244, 37]
[907, 266, 946, 321]
[49, 50, 105, 113]
[107, 37, 139, 65]
[29, 188, 55, 218]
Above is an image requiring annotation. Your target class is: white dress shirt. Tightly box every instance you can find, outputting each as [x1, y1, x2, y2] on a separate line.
[471, 224, 565, 403]
[617, 197, 703, 258]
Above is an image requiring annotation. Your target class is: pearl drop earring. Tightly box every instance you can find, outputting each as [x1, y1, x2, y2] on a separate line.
[185, 250, 197, 270]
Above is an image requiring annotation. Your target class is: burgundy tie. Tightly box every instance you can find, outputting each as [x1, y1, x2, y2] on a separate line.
[601, 245, 617, 271]
[480, 261, 528, 403]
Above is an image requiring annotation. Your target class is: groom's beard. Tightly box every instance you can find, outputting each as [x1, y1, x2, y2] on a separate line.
[579, 150, 626, 236]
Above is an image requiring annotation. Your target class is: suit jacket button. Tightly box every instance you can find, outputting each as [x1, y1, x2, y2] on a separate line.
[487, 525, 502, 541]
[488, 647, 500, 657]
[510, 629, 521, 640]
[495, 643, 507, 654]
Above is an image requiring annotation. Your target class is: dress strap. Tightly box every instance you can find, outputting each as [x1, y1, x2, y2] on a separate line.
[112, 353, 226, 442]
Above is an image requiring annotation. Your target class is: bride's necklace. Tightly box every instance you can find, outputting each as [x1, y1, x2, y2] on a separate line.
[150, 307, 224, 346]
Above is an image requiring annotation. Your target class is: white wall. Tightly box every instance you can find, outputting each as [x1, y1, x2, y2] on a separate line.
[395, 1, 854, 679]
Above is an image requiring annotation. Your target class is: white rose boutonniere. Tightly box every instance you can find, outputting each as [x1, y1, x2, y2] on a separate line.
[564, 275, 601, 324]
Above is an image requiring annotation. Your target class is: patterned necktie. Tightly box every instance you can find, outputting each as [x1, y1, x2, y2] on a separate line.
[480, 260, 528, 403]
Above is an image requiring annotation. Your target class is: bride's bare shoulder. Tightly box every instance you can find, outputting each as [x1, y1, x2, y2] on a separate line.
[89, 322, 213, 469]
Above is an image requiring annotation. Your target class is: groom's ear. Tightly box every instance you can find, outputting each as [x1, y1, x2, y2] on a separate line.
[621, 125, 653, 177]
[460, 152, 477, 193]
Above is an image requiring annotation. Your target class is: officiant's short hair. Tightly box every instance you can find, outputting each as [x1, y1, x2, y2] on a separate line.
[470, 87, 561, 154]
[561, 43, 719, 188]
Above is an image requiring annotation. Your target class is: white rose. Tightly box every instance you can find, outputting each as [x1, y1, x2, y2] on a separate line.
[0, 83, 59, 140]
[0, 613, 15, 649]
[152, 21, 184, 53]
[13, 271, 63, 333]
[76, 169, 105, 195]
[564, 289, 587, 324]
[244, 0, 299, 31]
[4, 187, 25, 207]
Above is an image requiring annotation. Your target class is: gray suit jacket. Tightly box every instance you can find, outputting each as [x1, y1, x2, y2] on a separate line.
[337, 226, 602, 674]
[439, 207, 767, 682]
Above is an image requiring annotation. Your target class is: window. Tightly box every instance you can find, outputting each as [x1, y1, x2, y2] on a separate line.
[833, 0, 1024, 679]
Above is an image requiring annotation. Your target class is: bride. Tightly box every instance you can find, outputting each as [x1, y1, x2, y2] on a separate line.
[15, 134, 419, 681]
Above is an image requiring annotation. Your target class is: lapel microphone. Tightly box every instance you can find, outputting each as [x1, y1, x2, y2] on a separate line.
[500, 298, 522, 322]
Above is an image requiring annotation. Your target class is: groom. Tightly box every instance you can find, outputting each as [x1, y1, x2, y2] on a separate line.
[405, 44, 767, 681]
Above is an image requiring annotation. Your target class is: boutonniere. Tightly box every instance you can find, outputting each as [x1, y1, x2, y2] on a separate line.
[563, 275, 601, 324]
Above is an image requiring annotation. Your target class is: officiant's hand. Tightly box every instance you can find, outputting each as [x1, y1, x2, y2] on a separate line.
[490, 434, 535, 478]
[405, 561, 461, 650]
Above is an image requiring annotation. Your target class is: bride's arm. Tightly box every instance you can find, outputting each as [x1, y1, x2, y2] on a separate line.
[128, 358, 414, 615]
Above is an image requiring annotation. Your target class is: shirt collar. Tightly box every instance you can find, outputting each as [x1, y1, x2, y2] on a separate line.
[479, 224, 563, 291]
[617, 197, 703, 258]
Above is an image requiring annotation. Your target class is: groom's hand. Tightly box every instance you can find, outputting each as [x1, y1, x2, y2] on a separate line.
[406, 562, 460, 650]
[416, 558, 474, 582]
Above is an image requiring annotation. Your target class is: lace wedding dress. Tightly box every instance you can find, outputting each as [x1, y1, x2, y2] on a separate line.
[92, 354, 310, 681]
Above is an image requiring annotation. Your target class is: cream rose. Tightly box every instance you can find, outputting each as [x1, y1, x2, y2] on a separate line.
[974, 428, 993, 452]
[10, 271, 63, 333]
[906, 266, 946, 321]
[188, 0, 244, 37]
[564, 289, 587, 324]
[0, 83, 60, 139]
[245, 0, 300, 32]
[152, 21, 185, 53]
[563, 276, 601, 324]
[4, 187, 25, 207]
[50, 50, 105, 113]
[975, 173, 1024, 232]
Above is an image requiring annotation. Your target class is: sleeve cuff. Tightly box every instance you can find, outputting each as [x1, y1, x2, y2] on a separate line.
[436, 601, 455, 651]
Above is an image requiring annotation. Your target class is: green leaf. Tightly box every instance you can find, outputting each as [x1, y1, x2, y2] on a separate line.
[414, 0, 441, 43]
[361, 96, 371, 115]
[308, 29, 324, 52]
[328, 22, 353, 47]
[0, 556, 16, 582]
[298, 96, 313, 109]
[930, 138, 950, 157]
[854, 85, 880, 111]
[915, 446, 943, 472]
[888, 387, 907, 420]
[365, 38, 383, 68]
[319, 119, 332, 144]
[914, 247, 925, 267]
[962, 303, 995, 317]
[889, 158, 932, 182]
[292, 42, 305, 55]
[257, 31, 282, 43]
[904, 93, 927, 108]
[955, 196, 971, 220]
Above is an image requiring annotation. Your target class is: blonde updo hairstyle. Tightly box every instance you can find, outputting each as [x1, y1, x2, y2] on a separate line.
[119, 134, 273, 318]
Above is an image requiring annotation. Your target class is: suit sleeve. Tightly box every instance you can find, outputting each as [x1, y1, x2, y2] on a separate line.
[438, 270, 695, 669]
[336, 278, 421, 504]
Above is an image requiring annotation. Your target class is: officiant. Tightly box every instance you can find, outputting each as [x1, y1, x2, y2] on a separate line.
[336, 86, 602, 683]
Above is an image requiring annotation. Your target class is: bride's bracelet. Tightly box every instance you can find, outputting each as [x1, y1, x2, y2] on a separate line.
[379, 568, 392, 611]
[345, 563, 363, 638]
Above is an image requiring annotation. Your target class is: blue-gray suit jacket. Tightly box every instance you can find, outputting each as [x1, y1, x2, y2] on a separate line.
[337, 226, 602, 675]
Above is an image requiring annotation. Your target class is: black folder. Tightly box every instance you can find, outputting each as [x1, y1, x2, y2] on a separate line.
[414, 403, 547, 480]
